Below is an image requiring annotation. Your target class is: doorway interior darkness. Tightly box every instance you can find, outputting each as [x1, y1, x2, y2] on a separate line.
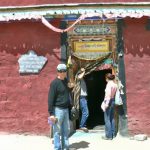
[84, 69, 112, 129]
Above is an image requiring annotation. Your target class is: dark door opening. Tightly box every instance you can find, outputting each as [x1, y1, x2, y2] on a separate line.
[85, 69, 112, 129]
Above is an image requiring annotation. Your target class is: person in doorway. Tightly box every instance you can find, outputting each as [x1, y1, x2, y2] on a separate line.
[48, 63, 71, 150]
[78, 68, 89, 132]
[101, 73, 117, 140]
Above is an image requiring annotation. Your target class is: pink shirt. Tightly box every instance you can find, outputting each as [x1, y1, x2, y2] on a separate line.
[104, 80, 117, 101]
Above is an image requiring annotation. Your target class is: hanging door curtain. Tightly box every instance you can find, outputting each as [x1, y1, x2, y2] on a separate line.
[1, 7, 150, 22]
[72, 53, 111, 110]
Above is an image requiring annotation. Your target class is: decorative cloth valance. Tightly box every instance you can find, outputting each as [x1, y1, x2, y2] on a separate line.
[0, 8, 150, 33]
[0, 8, 150, 22]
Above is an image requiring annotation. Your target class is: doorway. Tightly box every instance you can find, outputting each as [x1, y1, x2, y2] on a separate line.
[85, 69, 112, 129]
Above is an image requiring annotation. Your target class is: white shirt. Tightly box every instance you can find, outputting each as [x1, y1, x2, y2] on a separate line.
[104, 80, 117, 101]
[80, 79, 87, 96]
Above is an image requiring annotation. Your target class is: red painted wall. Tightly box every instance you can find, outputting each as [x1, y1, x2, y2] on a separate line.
[123, 17, 150, 135]
[0, 19, 61, 135]
[0, 0, 148, 7]
[1, 16, 150, 136]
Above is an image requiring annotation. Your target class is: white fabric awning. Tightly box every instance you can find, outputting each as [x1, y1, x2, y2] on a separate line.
[0, 6, 150, 21]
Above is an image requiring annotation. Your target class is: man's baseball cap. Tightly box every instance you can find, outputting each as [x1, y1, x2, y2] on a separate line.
[57, 64, 67, 72]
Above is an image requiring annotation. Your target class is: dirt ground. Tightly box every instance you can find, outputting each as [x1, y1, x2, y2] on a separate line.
[0, 131, 149, 150]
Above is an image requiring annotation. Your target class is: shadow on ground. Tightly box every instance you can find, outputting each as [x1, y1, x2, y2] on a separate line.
[70, 141, 90, 149]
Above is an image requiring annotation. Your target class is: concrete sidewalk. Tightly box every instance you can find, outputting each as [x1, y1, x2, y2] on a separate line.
[0, 131, 149, 150]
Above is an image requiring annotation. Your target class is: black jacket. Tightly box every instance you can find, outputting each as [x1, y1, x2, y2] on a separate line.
[48, 78, 71, 115]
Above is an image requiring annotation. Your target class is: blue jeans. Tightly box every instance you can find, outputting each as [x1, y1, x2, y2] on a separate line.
[53, 107, 70, 150]
[79, 96, 89, 128]
[104, 99, 115, 138]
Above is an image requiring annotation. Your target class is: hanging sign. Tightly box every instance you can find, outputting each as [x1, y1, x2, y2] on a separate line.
[68, 24, 116, 35]
[72, 40, 111, 60]
[74, 41, 109, 52]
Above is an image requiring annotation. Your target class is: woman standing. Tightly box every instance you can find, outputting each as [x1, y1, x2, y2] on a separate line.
[101, 73, 117, 140]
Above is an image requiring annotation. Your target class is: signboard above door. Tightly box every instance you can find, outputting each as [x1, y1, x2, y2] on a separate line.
[67, 20, 116, 60]
[71, 39, 112, 60]
[68, 24, 117, 35]
[74, 40, 109, 52]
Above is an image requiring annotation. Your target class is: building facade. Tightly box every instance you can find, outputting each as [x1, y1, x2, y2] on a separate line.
[0, 1, 150, 136]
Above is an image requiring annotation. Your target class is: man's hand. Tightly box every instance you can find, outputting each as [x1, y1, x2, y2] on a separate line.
[77, 68, 85, 79]
[48, 116, 58, 124]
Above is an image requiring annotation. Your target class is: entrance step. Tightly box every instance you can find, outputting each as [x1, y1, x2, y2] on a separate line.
[92, 125, 105, 131]
[74, 125, 105, 139]
[71, 130, 104, 139]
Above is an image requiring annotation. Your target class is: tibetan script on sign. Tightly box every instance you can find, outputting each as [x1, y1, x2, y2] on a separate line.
[18, 50, 47, 74]
[74, 41, 109, 52]
[72, 41, 111, 60]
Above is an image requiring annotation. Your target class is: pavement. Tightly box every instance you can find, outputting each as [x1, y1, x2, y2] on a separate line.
[0, 130, 149, 150]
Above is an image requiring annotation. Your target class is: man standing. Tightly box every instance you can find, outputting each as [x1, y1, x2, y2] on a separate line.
[48, 64, 70, 150]
[78, 68, 89, 132]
